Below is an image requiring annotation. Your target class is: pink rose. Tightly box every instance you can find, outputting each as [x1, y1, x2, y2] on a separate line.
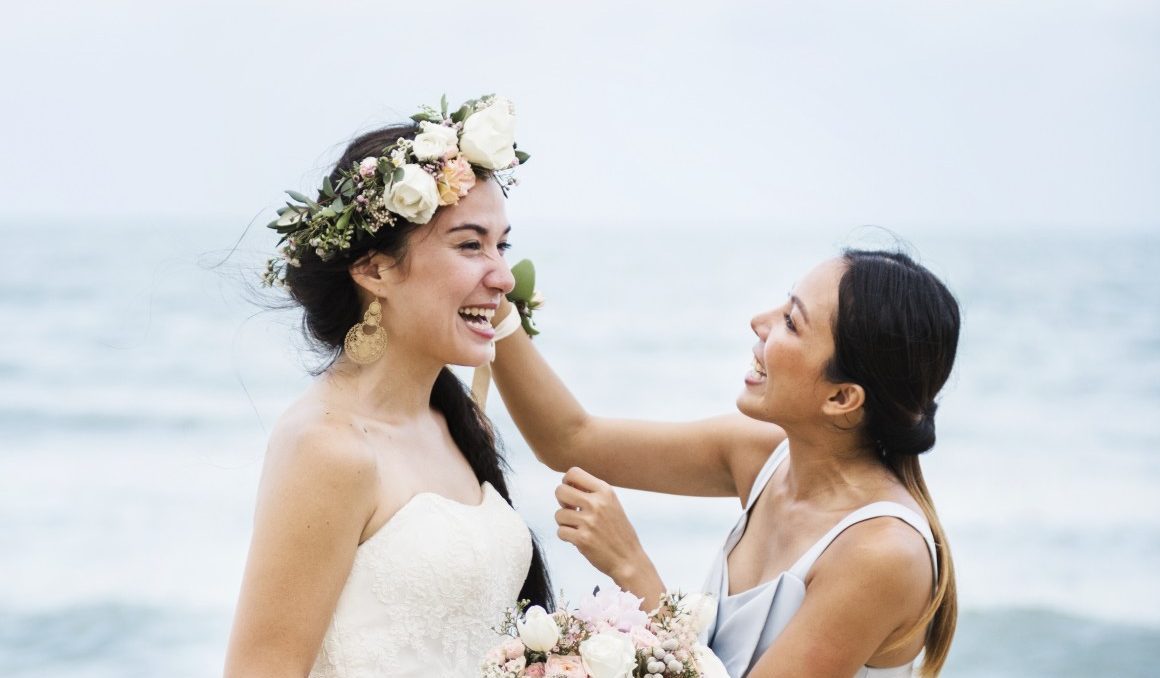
[502, 637, 526, 661]
[358, 156, 378, 178]
[524, 662, 546, 677]
[545, 655, 585, 678]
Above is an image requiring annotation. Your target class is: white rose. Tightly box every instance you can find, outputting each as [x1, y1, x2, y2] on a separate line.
[515, 605, 560, 653]
[580, 632, 636, 678]
[693, 644, 729, 678]
[411, 121, 459, 161]
[387, 164, 439, 223]
[459, 98, 517, 170]
[678, 592, 717, 635]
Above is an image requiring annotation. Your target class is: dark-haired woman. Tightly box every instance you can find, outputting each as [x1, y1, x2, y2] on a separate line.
[225, 97, 552, 677]
[491, 252, 959, 677]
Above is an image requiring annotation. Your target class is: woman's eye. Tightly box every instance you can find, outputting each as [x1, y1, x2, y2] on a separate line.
[458, 241, 482, 251]
[783, 313, 797, 333]
[498, 242, 512, 253]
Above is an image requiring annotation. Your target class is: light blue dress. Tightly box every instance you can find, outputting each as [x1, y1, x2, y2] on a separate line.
[702, 441, 938, 678]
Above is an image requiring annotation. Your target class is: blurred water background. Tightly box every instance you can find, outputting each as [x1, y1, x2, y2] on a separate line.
[1, 218, 1157, 677]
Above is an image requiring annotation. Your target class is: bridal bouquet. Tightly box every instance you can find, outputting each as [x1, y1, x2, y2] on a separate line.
[481, 588, 727, 678]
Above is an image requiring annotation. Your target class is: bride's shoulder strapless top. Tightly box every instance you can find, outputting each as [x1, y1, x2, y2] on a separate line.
[309, 481, 532, 678]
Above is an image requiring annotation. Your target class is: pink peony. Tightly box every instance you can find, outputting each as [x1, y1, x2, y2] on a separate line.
[545, 655, 586, 678]
[577, 588, 649, 632]
[504, 656, 527, 674]
[524, 662, 546, 677]
[358, 156, 378, 178]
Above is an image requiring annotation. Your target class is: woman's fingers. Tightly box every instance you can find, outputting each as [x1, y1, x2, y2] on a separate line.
[555, 482, 590, 510]
[554, 507, 584, 528]
[563, 466, 607, 493]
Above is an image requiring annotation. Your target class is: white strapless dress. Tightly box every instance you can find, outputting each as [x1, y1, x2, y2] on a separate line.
[309, 481, 532, 678]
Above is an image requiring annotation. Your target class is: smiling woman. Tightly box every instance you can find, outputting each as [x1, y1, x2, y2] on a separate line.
[224, 97, 553, 678]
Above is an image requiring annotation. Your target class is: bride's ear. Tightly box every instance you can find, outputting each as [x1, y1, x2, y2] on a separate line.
[349, 251, 400, 298]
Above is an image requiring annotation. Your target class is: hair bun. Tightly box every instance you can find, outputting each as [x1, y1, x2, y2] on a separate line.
[880, 402, 938, 456]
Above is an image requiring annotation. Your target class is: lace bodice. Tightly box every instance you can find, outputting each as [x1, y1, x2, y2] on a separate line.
[309, 482, 532, 678]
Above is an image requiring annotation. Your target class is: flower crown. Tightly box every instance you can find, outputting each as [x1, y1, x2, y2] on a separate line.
[262, 94, 528, 287]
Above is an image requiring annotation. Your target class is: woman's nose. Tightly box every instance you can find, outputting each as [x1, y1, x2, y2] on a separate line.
[751, 310, 771, 340]
[488, 258, 516, 295]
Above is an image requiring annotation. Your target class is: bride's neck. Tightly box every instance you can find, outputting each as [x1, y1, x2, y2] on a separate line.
[323, 343, 444, 422]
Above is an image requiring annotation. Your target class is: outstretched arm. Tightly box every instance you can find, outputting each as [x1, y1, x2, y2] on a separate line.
[491, 300, 783, 499]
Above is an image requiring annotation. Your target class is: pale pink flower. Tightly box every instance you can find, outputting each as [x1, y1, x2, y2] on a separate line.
[544, 655, 585, 678]
[524, 662, 546, 677]
[577, 588, 649, 632]
[502, 637, 526, 660]
[629, 624, 660, 650]
[358, 156, 378, 178]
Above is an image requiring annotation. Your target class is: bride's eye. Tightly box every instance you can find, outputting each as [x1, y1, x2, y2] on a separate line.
[458, 241, 482, 251]
[783, 313, 797, 333]
[498, 242, 512, 254]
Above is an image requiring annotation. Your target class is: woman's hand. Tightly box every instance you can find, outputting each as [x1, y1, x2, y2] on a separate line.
[554, 467, 666, 609]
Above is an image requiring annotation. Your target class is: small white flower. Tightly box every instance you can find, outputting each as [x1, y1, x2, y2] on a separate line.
[411, 121, 459, 161]
[386, 164, 439, 223]
[678, 592, 717, 635]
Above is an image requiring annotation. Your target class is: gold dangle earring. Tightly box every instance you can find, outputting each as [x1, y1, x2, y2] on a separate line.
[344, 299, 387, 364]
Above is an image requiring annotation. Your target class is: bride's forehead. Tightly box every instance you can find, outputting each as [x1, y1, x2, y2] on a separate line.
[793, 258, 846, 302]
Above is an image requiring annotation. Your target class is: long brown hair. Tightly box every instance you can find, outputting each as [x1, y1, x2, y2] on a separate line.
[825, 249, 959, 676]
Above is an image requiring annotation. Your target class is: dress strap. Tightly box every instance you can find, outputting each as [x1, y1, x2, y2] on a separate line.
[744, 439, 790, 511]
[785, 501, 938, 582]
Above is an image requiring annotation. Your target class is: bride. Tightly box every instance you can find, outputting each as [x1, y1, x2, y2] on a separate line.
[224, 96, 551, 677]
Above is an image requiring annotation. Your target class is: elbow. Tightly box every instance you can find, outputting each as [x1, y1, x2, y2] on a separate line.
[529, 414, 591, 472]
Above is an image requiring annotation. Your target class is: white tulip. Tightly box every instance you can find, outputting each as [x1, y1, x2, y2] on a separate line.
[515, 605, 560, 653]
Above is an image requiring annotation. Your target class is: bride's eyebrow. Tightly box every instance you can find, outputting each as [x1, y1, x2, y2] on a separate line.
[446, 224, 512, 237]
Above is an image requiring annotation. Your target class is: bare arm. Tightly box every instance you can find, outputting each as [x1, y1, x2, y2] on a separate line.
[491, 301, 783, 498]
[747, 520, 934, 677]
[224, 425, 377, 677]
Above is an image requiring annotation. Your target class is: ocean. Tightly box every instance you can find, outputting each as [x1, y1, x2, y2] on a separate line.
[2, 218, 1157, 676]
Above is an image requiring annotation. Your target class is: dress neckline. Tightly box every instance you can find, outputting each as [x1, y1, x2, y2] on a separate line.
[358, 481, 496, 547]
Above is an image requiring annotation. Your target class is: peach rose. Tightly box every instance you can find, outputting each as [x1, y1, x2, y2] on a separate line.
[545, 654, 586, 678]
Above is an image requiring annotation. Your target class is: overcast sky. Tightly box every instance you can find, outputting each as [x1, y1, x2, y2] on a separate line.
[2, 1, 1157, 233]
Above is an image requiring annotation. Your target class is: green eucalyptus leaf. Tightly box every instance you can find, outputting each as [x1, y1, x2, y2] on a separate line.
[508, 259, 536, 302]
[322, 176, 335, 197]
[319, 206, 337, 218]
[451, 104, 473, 123]
[286, 190, 311, 204]
[440, 93, 448, 117]
[334, 206, 353, 233]
[392, 167, 405, 183]
[514, 150, 530, 165]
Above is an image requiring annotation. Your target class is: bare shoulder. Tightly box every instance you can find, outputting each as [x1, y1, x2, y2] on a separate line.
[811, 515, 934, 604]
[262, 400, 379, 499]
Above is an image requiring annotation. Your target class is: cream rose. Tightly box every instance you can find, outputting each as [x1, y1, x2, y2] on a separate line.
[411, 121, 459, 161]
[516, 605, 560, 653]
[579, 632, 636, 678]
[387, 164, 439, 223]
[459, 98, 516, 170]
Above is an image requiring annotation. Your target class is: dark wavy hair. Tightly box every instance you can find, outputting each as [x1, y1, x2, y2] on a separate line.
[825, 249, 960, 676]
[283, 124, 553, 610]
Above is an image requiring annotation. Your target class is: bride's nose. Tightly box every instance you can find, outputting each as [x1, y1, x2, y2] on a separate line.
[751, 310, 772, 341]
[486, 258, 515, 295]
